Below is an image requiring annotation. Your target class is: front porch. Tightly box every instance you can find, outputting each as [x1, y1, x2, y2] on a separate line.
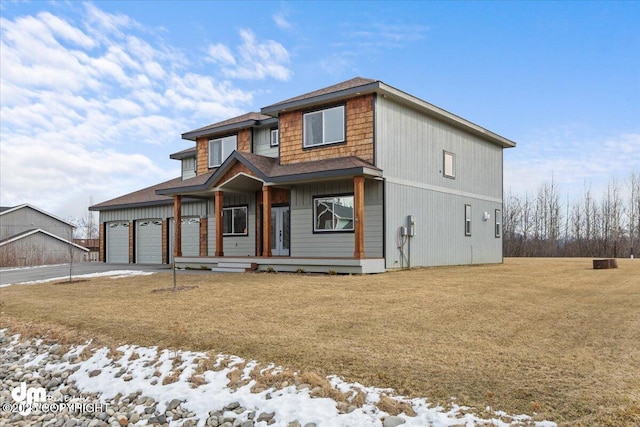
[174, 255, 386, 274]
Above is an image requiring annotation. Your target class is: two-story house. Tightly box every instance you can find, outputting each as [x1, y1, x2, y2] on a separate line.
[90, 77, 515, 273]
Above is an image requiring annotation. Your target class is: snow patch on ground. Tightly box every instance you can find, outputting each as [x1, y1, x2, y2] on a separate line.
[0, 270, 153, 288]
[3, 331, 557, 427]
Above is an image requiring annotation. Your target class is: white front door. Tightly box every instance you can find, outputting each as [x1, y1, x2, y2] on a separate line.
[271, 206, 290, 256]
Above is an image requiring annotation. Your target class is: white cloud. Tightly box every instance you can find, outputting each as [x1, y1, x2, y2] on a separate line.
[207, 43, 236, 65]
[504, 130, 640, 201]
[0, 4, 290, 220]
[208, 29, 292, 81]
[273, 11, 293, 30]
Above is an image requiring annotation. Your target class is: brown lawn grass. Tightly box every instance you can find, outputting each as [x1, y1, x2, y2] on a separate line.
[1, 258, 639, 426]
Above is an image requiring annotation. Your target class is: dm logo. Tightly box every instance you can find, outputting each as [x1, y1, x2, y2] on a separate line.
[11, 382, 47, 415]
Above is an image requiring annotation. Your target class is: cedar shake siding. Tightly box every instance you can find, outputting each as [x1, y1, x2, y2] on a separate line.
[196, 129, 251, 176]
[196, 137, 208, 176]
[279, 95, 374, 165]
[238, 128, 251, 153]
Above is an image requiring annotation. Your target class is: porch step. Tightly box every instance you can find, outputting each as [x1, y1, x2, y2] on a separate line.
[211, 262, 257, 273]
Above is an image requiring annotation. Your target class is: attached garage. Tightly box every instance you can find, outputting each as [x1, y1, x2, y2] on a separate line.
[106, 221, 130, 263]
[136, 219, 163, 264]
[169, 217, 201, 262]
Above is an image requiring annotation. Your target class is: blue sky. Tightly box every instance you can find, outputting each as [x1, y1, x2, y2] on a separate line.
[1, 1, 638, 221]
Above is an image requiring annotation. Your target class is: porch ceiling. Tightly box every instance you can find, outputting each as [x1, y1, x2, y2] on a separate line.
[216, 172, 264, 193]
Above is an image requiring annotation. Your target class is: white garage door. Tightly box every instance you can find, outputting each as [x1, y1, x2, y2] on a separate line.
[106, 222, 129, 263]
[169, 217, 201, 262]
[136, 219, 163, 264]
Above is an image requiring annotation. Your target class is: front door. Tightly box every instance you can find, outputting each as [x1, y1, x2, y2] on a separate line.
[271, 206, 290, 256]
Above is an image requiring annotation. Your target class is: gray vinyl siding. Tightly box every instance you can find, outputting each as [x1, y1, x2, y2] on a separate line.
[99, 202, 207, 223]
[384, 180, 502, 268]
[0, 233, 86, 266]
[0, 206, 73, 241]
[253, 127, 278, 158]
[208, 193, 256, 256]
[289, 180, 383, 258]
[375, 96, 503, 199]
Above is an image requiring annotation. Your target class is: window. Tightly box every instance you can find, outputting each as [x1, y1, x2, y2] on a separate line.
[182, 157, 196, 179]
[464, 204, 472, 236]
[495, 209, 501, 238]
[303, 105, 345, 148]
[313, 195, 354, 232]
[223, 206, 248, 236]
[443, 151, 455, 178]
[209, 135, 237, 168]
[270, 129, 279, 147]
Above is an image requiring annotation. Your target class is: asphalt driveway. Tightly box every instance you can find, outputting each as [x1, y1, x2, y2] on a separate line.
[0, 263, 173, 287]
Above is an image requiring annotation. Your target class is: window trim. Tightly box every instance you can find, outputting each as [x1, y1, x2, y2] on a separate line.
[303, 105, 346, 149]
[495, 209, 501, 238]
[312, 193, 355, 233]
[270, 128, 279, 147]
[443, 151, 455, 179]
[464, 204, 472, 236]
[222, 205, 248, 236]
[208, 134, 237, 168]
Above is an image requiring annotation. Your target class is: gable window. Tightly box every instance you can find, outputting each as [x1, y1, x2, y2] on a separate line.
[270, 129, 279, 147]
[464, 204, 472, 236]
[223, 206, 248, 236]
[313, 195, 354, 232]
[303, 105, 345, 148]
[443, 151, 455, 179]
[209, 135, 237, 168]
[495, 209, 502, 238]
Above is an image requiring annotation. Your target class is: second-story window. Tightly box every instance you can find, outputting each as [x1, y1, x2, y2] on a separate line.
[209, 135, 237, 168]
[303, 105, 345, 148]
[270, 129, 279, 147]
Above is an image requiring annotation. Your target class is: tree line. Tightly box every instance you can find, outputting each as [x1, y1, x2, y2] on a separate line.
[503, 171, 640, 258]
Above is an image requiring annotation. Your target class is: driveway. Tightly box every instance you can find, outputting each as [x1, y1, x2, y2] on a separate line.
[0, 263, 173, 287]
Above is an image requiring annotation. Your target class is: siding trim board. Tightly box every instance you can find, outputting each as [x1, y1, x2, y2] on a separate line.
[385, 176, 503, 204]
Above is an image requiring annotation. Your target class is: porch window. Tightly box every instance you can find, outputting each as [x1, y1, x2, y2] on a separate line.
[313, 195, 354, 232]
[303, 105, 345, 148]
[223, 206, 248, 236]
[209, 135, 237, 168]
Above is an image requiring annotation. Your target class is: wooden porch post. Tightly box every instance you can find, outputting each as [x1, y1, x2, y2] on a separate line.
[353, 176, 365, 259]
[262, 186, 272, 257]
[215, 190, 224, 256]
[173, 195, 182, 258]
[200, 216, 208, 256]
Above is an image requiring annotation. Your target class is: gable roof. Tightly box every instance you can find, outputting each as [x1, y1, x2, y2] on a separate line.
[0, 228, 89, 251]
[90, 177, 181, 211]
[0, 204, 75, 227]
[261, 77, 516, 149]
[170, 146, 197, 160]
[182, 112, 277, 141]
[262, 77, 377, 110]
[156, 151, 382, 196]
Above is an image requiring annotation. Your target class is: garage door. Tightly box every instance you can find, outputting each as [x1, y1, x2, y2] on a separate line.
[136, 219, 163, 264]
[169, 217, 201, 262]
[106, 222, 129, 263]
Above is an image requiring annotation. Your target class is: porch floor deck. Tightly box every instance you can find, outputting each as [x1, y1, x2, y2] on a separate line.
[174, 256, 386, 274]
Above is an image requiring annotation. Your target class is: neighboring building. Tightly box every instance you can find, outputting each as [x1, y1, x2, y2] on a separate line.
[0, 204, 89, 267]
[90, 77, 515, 273]
[74, 238, 100, 262]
